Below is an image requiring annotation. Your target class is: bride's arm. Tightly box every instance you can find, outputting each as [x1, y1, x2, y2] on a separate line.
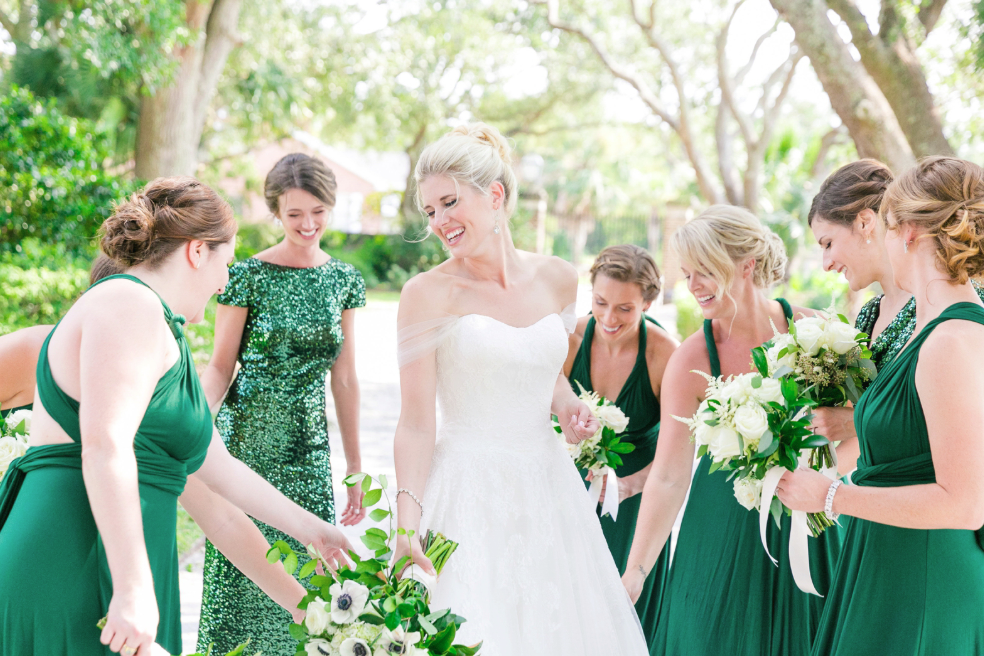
[622, 341, 705, 602]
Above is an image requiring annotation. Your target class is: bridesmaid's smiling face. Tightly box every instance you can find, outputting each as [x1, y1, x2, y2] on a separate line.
[419, 175, 505, 257]
[591, 274, 650, 344]
[682, 262, 725, 319]
[811, 211, 880, 292]
[278, 188, 332, 247]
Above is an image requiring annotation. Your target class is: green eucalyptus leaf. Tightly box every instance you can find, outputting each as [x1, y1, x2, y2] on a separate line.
[363, 488, 383, 507]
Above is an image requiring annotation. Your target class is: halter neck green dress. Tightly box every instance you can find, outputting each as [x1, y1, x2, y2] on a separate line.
[812, 302, 984, 655]
[0, 274, 213, 655]
[568, 315, 667, 647]
[652, 299, 842, 656]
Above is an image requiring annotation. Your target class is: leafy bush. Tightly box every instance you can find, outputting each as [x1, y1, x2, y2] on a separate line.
[673, 281, 704, 340]
[0, 86, 138, 254]
[0, 239, 91, 334]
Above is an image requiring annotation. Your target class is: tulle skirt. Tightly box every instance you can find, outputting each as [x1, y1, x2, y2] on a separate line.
[422, 427, 649, 656]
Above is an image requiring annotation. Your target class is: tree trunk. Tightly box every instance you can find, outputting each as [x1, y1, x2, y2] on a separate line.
[826, 0, 953, 157]
[770, 0, 916, 172]
[135, 0, 243, 179]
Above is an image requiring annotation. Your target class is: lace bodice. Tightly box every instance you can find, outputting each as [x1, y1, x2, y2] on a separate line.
[435, 313, 569, 444]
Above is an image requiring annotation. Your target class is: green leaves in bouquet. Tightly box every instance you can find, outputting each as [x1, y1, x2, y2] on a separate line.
[751, 346, 769, 378]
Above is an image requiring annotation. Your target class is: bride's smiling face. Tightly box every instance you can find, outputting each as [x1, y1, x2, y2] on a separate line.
[419, 175, 503, 256]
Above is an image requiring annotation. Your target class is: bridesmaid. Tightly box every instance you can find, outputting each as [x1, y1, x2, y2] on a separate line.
[563, 244, 677, 645]
[622, 205, 849, 656]
[780, 157, 984, 655]
[0, 255, 123, 420]
[808, 159, 984, 447]
[0, 177, 352, 655]
[198, 153, 366, 654]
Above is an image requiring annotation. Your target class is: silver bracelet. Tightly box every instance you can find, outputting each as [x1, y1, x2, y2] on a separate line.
[397, 488, 423, 517]
[824, 480, 842, 521]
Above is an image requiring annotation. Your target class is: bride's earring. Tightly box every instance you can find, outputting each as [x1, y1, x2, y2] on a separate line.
[904, 240, 909, 253]
[494, 219, 501, 235]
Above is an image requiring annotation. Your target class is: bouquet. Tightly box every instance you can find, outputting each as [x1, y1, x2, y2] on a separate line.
[753, 310, 877, 469]
[0, 409, 31, 483]
[555, 382, 633, 520]
[674, 371, 834, 536]
[269, 473, 481, 656]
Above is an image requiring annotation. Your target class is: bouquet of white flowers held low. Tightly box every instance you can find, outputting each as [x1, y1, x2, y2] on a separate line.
[555, 382, 634, 520]
[268, 473, 480, 656]
[0, 409, 31, 484]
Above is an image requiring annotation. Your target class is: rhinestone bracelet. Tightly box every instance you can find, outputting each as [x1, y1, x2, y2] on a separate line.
[397, 488, 423, 517]
[824, 480, 842, 521]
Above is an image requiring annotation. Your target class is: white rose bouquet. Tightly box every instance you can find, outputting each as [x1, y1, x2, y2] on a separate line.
[753, 309, 877, 470]
[0, 409, 31, 483]
[674, 371, 835, 537]
[269, 474, 481, 656]
[555, 382, 634, 520]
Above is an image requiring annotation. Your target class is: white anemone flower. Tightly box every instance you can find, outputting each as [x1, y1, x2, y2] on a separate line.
[304, 638, 333, 656]
[374, 626, 423, 656]
[340, 637, 372, 656]
[329, 580, 370, 624]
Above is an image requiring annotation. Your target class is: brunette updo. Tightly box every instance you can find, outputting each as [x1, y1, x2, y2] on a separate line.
[881, 156, 984, 284]
[590, 245, 662, 303]
[808, 159, 893, 228]
[100, 177, 236, 268]
[414, 122, 518, 217]
[264, 153, 338, 217]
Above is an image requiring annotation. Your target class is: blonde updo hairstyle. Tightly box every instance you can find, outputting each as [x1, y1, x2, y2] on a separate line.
[590, 245, 662, 303]
[100, 177, 237, 269]
[881, 156, 984, 284]
[672, 205, 787, 305]
[414, 122, 518, 219]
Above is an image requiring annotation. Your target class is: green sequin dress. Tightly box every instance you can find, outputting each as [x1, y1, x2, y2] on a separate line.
[198, 257, 366, 655]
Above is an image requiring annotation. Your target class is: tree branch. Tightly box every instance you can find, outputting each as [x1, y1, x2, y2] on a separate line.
[809, 126, 848, 180]
[734, 19, 779, 87]
[917, 0, 948, 34]
[717, 2, 755, 147]
[0, 8, 17, 39]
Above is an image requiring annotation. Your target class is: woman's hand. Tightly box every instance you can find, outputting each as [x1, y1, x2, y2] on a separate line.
[393, 533, 435, 578]
[100, 583, 159, 655]
[339, 484, 365, 526]
[621, 565, 647, 604]
[308, 521, 356, 573]
[776, 468, 833, 513]
[809, 406, 857, 444]
[559, 399, 599, 445]
[587, 470, 636, 506]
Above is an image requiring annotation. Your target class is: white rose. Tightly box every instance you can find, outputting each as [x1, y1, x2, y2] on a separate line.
[305, 638, 333, 656]
[732, 404, 769, 448]
[734, 477, 764, 511]
[4, 409, 31, 435]
[595, 403, 630, 433]
[794, 318, 825, 356]
[767, 334, 798, 370]
[705, 423, 742, 461]
[752, 377, 784, 406]
[340, 638, 371, 656]
[720, 375, 755, 406]
[329, 580, 370, 624]
[305, 598, 334, 636]
[825, 320, 859, 355]
[0, 435, 28, 476]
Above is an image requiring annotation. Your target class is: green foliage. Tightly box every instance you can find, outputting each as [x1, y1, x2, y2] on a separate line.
[0, 239, 91, 334]
[0, 87, 138, 254]
[673, 282, 705, 340]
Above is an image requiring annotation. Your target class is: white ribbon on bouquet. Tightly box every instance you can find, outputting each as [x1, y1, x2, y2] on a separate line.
[588, 466, 620, 521]
[759, 449, 839, 596]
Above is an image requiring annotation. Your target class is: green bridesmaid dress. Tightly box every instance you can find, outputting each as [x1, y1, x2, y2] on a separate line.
[812, 302, 984, 655]
[198, 257, 366, 655]
[0, 274, 213, 655]
[568, 315, 667, 647]
[652, 299, 842, 656]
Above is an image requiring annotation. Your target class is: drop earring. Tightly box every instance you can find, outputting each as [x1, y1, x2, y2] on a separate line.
[904, 240, 909, 253]
[494, 219, 501, 235]
[866, 238, 871, 244]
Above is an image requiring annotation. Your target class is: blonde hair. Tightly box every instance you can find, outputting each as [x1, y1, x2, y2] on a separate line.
[414, 122, 518, 217]
[672, 204, 787, 299]
[590, 245, 662, 303]
[881, 156, 984, 284]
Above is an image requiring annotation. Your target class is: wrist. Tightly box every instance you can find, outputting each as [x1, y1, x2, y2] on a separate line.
[345, 462, 363, 476]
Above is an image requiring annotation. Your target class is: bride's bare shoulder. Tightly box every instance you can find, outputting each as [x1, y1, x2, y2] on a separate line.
[398, 267, 458, 324]
[521, 252, 577, 299]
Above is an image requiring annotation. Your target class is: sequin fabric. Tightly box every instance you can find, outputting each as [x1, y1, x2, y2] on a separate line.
[197, 257, 365, 655]
[856, 282, 984, 370]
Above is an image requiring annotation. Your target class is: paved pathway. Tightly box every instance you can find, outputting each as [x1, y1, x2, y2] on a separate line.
[179, 288, 680, 651]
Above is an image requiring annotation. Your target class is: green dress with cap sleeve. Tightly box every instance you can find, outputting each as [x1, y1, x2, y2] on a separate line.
[197, 257, 366, 655]
[811, 302, 984, 655]
[568, 315, 668, 648]
[651, 299, 842, 656]
[0, 274, 213, 656]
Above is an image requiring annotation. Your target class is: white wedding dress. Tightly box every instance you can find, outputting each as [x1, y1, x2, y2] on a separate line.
[403, 308, 648, 655]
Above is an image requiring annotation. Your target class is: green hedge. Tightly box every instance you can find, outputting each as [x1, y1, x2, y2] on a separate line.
[0, 239, 91, 333]
[0, 86, 137, 254]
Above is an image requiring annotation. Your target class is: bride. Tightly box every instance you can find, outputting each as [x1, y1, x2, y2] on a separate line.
[392, 123, 648, 655]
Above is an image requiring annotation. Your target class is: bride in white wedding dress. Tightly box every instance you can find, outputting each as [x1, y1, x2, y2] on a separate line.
[392, 123, 648, 655]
